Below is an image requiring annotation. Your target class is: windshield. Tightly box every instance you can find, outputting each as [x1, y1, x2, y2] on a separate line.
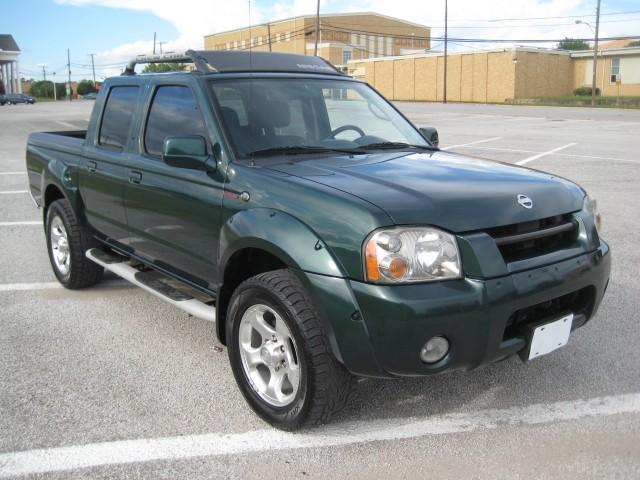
[209, 78, 429, 158]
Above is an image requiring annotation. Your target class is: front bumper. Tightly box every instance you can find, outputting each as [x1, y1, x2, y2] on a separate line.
[305, 241, 610, 378]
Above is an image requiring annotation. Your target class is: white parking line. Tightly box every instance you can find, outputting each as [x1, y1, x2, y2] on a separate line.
[516, 143, 577, 166]
[441, 136, 503, 150]
[0, 172, 26, 176]
[452, 145, 640, 165]
[0, 282, 60, 292]
[56, 120, 79, 129]
[0, 221, 41, 226]
[1, 392, 638, 477]
[0, 190, 28, 195]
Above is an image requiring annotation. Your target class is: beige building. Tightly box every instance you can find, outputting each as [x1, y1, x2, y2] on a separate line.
[349, 44, 640, 103]
[204, 12, 430, 70]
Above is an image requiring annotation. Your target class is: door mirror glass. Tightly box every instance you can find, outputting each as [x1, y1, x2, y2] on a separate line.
[162, 136, 215, 171]
[418, 127, 439, 148]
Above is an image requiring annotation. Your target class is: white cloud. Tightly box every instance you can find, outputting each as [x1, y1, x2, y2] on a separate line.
[55, 0, 258, 77]
[54, 0, 640, 78]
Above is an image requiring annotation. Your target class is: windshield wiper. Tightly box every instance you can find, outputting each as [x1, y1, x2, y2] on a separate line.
[355, 142, 437, 151]
[248, 145, 363, 157]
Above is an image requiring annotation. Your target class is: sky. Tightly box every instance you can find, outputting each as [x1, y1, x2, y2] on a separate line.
[4, 0, 640, 82]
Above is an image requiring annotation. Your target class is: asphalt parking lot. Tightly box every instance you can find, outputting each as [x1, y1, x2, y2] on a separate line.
[1, 100, 639, 479]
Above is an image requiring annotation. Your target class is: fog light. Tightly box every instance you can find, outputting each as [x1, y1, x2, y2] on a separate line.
[420, 336, 450, 364]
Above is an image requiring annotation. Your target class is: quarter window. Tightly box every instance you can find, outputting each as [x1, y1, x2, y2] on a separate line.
[144, 85, 208, 157]
[99, 86, 139, 150]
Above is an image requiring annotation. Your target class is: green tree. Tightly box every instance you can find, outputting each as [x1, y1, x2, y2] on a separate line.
[556, 37, 591, 50]
[77, 79, 97, 95]
[141, 63, 187, 73]
[55, 83, 67, 99]
[30, 81, 66, 99]
[627, 40, 640, 47]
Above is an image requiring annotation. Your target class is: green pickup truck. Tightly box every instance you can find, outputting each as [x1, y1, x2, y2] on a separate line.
[26, 50, 610, 430]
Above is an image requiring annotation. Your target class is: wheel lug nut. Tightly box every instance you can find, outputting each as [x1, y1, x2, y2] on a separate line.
[280, 345, 285, 352]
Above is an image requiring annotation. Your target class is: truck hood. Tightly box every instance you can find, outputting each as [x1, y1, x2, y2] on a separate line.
[266, 150, 585, 232]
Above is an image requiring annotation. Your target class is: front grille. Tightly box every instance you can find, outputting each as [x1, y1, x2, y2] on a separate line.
[486, 214, 578, 263]
[503, 286, 595, 341]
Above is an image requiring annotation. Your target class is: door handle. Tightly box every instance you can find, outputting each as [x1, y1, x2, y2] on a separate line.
[87, 160, 97, 173]
[129, 171, 142, 184]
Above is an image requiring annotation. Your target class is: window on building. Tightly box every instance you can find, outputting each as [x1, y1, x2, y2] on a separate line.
[342, 50, 352, 65]
[285, 32, 291, 42]
[276, 33, 281, 43]
[144, 86, 208, 158]
[257, 36, 262, 45]
[99, 86, 139, 150]
[611, 57, 620, 84]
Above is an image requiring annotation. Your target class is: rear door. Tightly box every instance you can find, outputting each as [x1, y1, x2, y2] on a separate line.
[123, 80, 226, 291]
[80, 84, 141, 244]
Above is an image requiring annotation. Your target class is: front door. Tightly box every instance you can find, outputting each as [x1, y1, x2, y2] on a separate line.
[123, 83, 225, 291]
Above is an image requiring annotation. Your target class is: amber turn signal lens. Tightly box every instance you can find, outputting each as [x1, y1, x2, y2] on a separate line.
[365, 238, 380, 281]
[381, 255, 409, 280]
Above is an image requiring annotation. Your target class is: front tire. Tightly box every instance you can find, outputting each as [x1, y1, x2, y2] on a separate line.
[45, 199, 103, 289]
[227, 269, 354, 430]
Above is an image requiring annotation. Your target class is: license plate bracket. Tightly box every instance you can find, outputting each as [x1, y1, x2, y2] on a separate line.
[518, 312, 574, 361]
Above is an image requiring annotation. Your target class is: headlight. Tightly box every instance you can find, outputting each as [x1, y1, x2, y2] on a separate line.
[583, 195, 602, 232]
[364, 227, 462, 283]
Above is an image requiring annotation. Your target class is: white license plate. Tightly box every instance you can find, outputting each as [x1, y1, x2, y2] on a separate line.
[528, 313, 574, 360]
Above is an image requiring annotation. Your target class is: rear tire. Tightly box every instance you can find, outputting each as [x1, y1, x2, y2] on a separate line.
[45, 199, 103, 289]
[227, 269, 354, 430]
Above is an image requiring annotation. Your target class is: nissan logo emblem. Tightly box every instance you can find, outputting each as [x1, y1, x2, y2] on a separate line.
[517, 194, 533, 209]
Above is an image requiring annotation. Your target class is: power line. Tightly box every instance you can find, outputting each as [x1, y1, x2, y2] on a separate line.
[320, 24, 639, 44]
[427, 16, 640, 29]
[479, 9, 640, 22]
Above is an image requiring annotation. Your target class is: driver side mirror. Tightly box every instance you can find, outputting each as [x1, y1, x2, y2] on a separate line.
[419, 127, 439, 148]
[162, 136, 216, 172]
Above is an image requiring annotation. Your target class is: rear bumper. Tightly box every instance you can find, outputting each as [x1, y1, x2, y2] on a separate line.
[313, 241, 610, 378]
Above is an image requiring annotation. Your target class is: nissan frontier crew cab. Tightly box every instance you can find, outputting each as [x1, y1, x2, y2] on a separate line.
[26, 50, 610, 430]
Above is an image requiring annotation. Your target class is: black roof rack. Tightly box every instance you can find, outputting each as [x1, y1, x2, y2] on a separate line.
[122, 50, 345, 76]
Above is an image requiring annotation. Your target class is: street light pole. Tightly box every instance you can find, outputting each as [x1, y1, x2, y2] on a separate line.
[67, 48, 72, 102]
[443, 0, 448, 104]
[592, 0, 601, 107]
[89, 54, 97, 88]
[314, 0, 320, 56]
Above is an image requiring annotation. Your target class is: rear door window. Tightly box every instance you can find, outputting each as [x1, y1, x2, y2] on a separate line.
[99, 86, 139, 150]
[144, 85, 208, 157]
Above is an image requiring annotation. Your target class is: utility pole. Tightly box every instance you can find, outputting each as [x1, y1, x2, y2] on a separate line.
[443, 0, 448, 104]
[158, 41, 166, 55]
[314, 0, 320, 56]
[591, 0, 601, 107]
[67, 48, 72, 101]
[41, 65, 46, 81]
[153, 32, 157, 55]
[267, 23, 272, 51]
[52, 72, 57, 102]
[89, 54, 97, 88]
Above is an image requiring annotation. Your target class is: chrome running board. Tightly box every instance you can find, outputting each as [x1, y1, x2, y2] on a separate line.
[86, 248, 216, 323]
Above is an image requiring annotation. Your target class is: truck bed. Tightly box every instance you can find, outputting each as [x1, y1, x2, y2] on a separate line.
[26, 130, 88, 207]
